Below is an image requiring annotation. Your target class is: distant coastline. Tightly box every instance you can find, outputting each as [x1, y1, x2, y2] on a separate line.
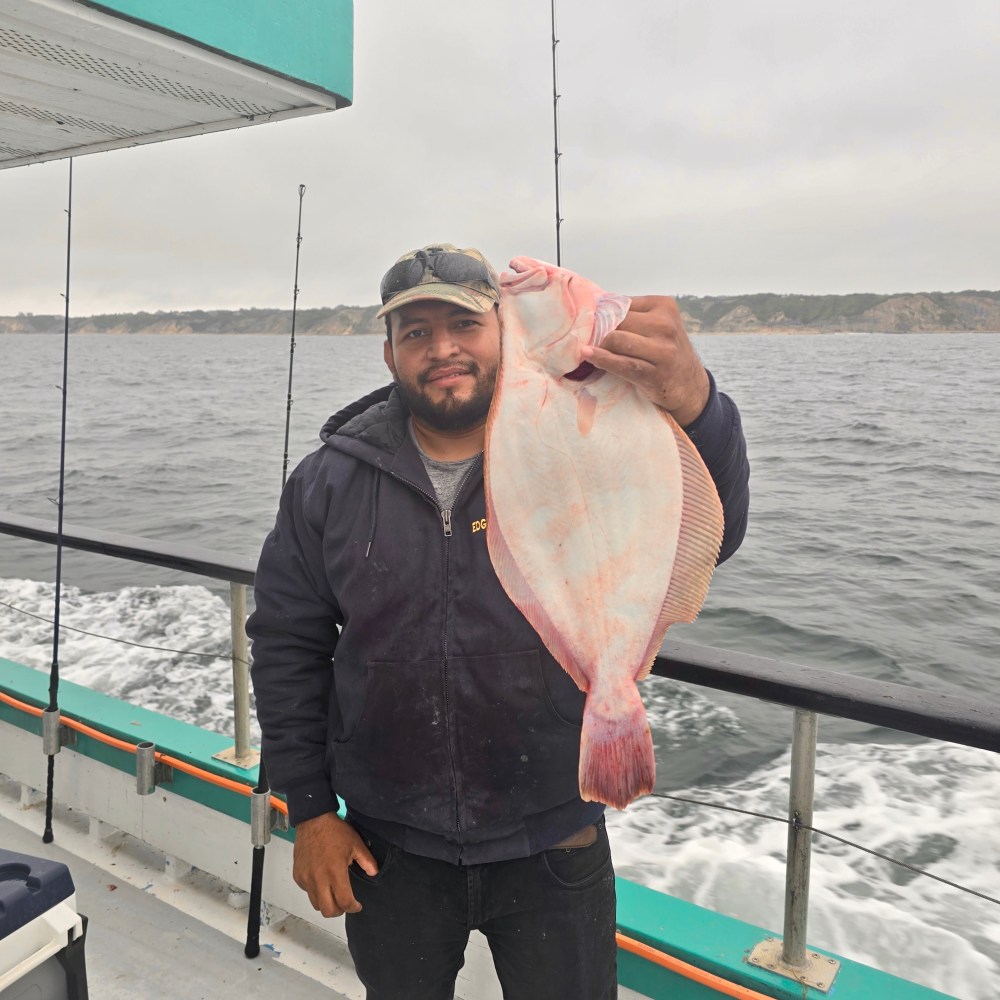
[3, 290, 999, 335]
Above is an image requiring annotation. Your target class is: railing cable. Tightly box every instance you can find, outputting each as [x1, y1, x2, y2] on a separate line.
[0, 599, 246, 665]
[652, 792, 1000, 908]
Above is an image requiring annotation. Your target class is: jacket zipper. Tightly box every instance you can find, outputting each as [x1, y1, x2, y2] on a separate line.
[385, 458, 481, 546]
[434, 458, 482, 661]
[384, 457, 483, 841]
[440, 456, 482, 846]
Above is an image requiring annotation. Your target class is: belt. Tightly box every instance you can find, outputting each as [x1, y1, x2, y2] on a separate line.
[550, 823, 598, 850]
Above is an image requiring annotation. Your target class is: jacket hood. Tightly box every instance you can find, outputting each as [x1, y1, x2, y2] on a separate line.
[320, 383, 409, 456]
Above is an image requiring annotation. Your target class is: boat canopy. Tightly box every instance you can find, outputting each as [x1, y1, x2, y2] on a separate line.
[0, 0, 353, 170]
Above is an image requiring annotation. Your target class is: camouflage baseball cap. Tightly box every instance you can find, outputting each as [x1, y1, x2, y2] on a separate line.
[376, 243, 500, 318]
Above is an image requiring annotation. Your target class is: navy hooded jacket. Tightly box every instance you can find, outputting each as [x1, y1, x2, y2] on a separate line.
[247, 374, 749, 864]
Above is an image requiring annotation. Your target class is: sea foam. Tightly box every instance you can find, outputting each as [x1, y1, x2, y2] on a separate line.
[3, 576, 999, 998]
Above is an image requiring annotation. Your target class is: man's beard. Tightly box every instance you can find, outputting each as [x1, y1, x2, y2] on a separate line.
[395, 360, 498, 432]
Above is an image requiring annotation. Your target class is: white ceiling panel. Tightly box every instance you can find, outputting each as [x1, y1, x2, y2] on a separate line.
[0, 0, 347, 169]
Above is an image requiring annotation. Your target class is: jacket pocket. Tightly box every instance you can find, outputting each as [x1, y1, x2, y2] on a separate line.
[450, 649, 584, 831]
[331, 658, 455, 829]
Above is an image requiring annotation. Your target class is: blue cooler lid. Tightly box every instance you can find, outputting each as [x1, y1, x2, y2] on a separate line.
[0, 849, 76, 941]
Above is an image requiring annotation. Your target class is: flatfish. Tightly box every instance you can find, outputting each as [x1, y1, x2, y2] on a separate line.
[485, 257, 724, 809]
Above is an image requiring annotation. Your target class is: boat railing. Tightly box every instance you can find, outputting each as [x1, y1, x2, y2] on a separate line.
[3, 508, 999, 989]
[0, 510, 257, 766]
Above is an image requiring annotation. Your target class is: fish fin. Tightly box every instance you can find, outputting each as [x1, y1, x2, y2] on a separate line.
[576, 387, 597, 436]
[579, 684, 655, 809]
[635, 414, 725, 681]
[592, 293, 631, 347]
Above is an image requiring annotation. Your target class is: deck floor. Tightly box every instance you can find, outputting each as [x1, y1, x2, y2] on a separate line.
[1, 799, 647, 1000]
[1, 812, 346, 1000]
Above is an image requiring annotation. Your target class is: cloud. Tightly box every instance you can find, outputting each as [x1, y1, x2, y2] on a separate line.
[1, 0, 997, 314]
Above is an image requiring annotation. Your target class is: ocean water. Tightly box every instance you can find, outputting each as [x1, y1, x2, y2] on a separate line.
[2, 331, 1000, 998]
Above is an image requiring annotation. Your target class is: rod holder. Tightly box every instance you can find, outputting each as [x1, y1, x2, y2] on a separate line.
[250, 790, 272, 848]
[136, 741, 156, 795]
[42, 707, 62, 756]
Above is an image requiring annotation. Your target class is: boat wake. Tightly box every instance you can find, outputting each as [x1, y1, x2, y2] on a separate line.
[609, 740, 1000, 999]
[0, 576, 252, 742]
[3, 576, 999, 998]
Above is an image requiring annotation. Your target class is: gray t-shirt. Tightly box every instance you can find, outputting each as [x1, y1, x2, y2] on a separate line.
[409, 421, 480, 511]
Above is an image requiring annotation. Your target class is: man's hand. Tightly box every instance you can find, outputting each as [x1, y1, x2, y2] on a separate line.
[292, 812, 378, 917]
[580, 295, 710, 427]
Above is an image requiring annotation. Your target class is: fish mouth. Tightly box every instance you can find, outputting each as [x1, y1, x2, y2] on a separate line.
[562, 361, 607, 384]
[563, 361, 597, 382]
[502, 256, 551, 290]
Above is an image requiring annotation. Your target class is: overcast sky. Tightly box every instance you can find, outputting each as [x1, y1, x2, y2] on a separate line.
[1, 0, 998, 316]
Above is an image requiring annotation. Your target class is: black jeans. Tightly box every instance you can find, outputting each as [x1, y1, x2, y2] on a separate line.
[345, 818, 617, 1000]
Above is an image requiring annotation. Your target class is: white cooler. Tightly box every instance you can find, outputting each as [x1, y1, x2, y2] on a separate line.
[0, 849, 88, 1000]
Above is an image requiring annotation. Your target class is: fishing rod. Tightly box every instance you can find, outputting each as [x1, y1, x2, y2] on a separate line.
[281, 184, 307, 489]
[42, 157, 74, 843]
[551, 0, 563, 265]
[245, 182, 307, 959]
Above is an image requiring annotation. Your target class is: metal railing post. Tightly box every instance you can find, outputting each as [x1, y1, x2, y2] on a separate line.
[782, 708, 818, 967]
[748, 707, 837, 990]
[230, 581, 251, 761]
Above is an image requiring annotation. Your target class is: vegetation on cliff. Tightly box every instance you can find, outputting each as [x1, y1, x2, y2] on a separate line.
[4, 290, 999, 335]
[679, 290, 1000, 333]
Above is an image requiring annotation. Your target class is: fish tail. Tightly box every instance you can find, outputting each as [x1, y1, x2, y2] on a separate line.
[578, 687, 655, 810]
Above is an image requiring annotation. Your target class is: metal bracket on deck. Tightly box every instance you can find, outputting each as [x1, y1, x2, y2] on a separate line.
[136, 741, 173, 795]
[249, 788, 288, 847]
[747, 938, 840, 993]
[41, 708, 76, 754]
[212, 745, 261, 770]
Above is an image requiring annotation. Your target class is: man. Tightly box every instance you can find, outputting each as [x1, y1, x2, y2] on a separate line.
[247, 244, 750, 999]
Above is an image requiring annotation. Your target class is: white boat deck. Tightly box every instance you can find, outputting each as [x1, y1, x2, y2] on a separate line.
[1, 811, 344, 1000]
[0, 774, 647, 1000]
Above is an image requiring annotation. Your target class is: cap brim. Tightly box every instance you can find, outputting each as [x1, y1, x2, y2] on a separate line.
[376, 281, 497, 319]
